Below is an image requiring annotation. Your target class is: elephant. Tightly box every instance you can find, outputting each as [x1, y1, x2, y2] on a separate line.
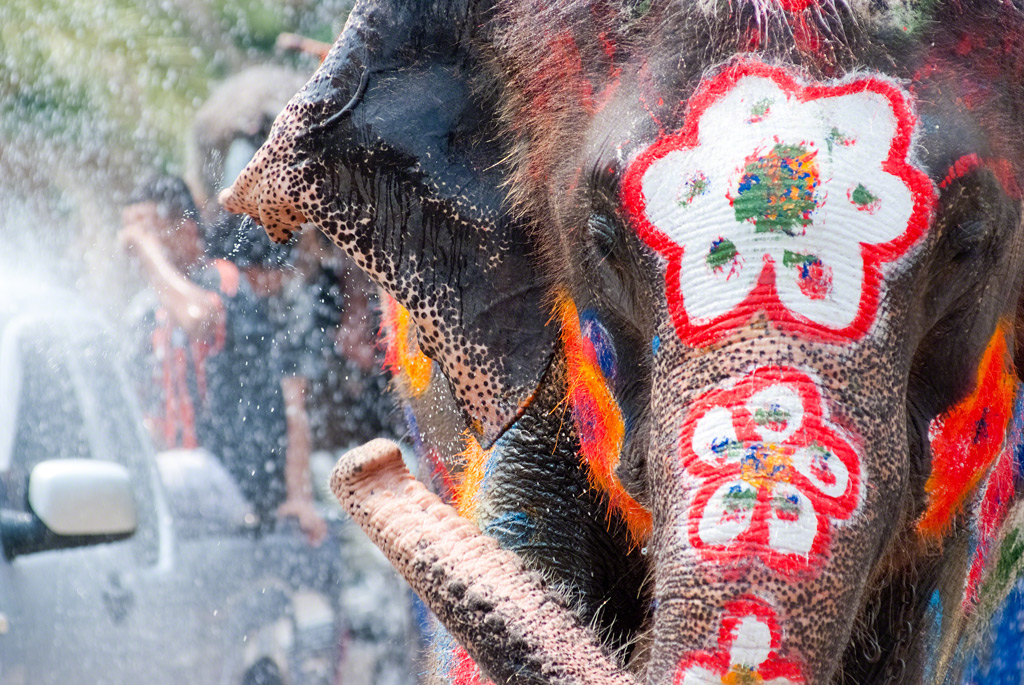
[220, 0, 1024, 682]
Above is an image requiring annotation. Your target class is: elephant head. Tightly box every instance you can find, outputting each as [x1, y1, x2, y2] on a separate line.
[222, 1, 1024, 682]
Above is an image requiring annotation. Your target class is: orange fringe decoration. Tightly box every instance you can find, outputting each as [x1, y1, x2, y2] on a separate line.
[380, 295, 433, 397]
[558, 295, 652, 543]
[918, 323, 1018, 539]
[455, 435, 492, 521]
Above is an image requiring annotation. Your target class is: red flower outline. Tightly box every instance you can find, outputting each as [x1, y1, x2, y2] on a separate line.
[621, 59, 935, 346]
[674, 595, 805, 684]
[679, 367, 861, 577]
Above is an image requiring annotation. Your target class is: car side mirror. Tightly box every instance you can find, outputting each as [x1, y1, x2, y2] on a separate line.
[1, 459, 138, 559]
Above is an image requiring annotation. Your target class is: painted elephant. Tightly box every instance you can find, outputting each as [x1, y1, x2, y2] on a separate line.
[221, 0, 1024, 682]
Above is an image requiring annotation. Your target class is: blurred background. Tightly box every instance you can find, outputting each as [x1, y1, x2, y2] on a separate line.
[1, 0, 347, 292]
[0, 2, 427, 683]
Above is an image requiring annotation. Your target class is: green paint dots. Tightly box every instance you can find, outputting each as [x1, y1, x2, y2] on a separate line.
[733, 143, 820, 236]
[754, 405, 791, 428]
[677, 171, 709, 207]
[995, 528, 1024, 590]
[782, 250, 816, 269]
[826, 127, 853, 154]
[783, 251, 832, 300]
[723, 485, 757, 512]
[977, 527, 1024, 615]
[710, 437, 746, 461]
[629, 0, 652, 18]
[772, 493, 801, 516]
[707, 237, 738, 271]
[851, 184, 878, 207]
[749, 98, 773, 121]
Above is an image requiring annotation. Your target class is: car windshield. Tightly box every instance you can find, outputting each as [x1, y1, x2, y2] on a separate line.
[6, 321, 94, 506]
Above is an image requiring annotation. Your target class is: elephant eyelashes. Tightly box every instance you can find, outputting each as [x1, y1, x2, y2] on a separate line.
[949, 219, 990, 258]
[588, 213, 619, 258]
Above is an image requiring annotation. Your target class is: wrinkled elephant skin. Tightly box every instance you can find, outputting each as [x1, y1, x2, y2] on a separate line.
[331, 439, 637, 685]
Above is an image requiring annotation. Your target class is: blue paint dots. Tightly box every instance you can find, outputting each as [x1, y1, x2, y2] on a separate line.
[710, 437, 733, 455]
[922, 589, 943, 683]
[580, 310, 618, 380]
[403, 403, 425, 457]
[652, 335, 661, 356]
[1011, 390, 1024, 485]
[484, 511, 536, 550]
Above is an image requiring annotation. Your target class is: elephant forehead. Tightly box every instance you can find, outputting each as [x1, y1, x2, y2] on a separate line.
[621, 60, 935, 346]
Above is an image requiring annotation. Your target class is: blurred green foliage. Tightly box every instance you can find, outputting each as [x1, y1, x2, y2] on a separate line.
[0, 0, 350, 174]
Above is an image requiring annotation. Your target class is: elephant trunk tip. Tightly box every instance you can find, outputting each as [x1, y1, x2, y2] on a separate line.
[330, 438, 411, 508]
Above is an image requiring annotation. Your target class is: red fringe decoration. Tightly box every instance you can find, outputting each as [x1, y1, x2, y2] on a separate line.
[918, 323, 1017, 539]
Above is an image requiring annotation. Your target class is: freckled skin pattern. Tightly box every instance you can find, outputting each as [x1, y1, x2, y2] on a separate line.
[222, 0, 1024, 683]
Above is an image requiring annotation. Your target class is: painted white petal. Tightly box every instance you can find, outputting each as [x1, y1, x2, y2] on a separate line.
[824, 167, 916, 246]
[691, 406, 742, 466]
[641, 141, 763, 328]
[641, 149, 710, 234]
[773, 238, 865, 330]
[697, 77, 787, 147]
[684, 152, 778, 326]
[679, 231, 761, 325]
[745, 384, 805, 443]
[791, 445, 850, 499]
[767, 483, 817, 556]
[728, 615, 774, 670]
[698, 480, 757, 546]
[817, 92, 899, 169]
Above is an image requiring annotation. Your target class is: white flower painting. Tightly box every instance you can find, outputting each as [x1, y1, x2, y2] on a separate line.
[623, 61, 934, 345]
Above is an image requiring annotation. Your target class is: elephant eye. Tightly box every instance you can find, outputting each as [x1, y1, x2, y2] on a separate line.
[950, 219, 991, 259]
[588, 213, 619, 258]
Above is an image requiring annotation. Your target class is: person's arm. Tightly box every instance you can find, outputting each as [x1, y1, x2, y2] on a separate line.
[334, 272, 378, 372]
[121, 227, 223, 340]
[277, 374, 327, 545]
[275, 32, 332, 61]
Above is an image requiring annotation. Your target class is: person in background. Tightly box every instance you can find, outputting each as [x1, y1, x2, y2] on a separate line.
[303, 230, 401, 453]
[189, 64, 402, 544]
[218, 214, 329, 545]
[119, 174, 287, 529]
[191, 61, 417, 683]
[187, 65, 330, 545]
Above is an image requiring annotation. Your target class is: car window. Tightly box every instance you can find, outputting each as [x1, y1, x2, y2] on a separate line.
[6, 329, 91, 510]
[75, 337, 151, 468]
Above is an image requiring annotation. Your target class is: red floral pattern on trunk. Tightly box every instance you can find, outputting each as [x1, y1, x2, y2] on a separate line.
[679, 367, 861, 577]
[674, 596, 805, 684]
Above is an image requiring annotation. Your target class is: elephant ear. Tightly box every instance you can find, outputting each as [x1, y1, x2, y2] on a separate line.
[220, 0, 554, 447]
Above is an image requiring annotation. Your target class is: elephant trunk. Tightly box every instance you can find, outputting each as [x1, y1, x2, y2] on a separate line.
[642, 338, 908, 684]
[330, 439, 638, 685]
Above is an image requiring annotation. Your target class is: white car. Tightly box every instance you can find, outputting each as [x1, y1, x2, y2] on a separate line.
[0, 284, 347, 684]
